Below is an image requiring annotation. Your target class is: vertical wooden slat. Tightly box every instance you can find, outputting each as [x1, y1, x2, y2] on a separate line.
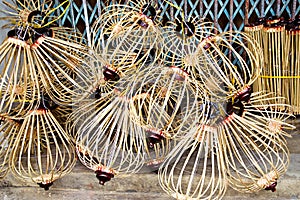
[69, 0, 77, 31]
[55, 0, 61, 23]
[214, 0, 218, 33]
[228, 0, 233, 61]
[244, 0, 249, 25]
[170, 0, 174, 21]
[276, 0, 281, 17]
[82, 0, 91, 47]
[260, 0, 265, 17]
[184, 0, 188, 20]
[96, 0, 102, 17]
[292, 0, 297, 20]
[199, 0, 203, 17]
[229, 0, 233, 32]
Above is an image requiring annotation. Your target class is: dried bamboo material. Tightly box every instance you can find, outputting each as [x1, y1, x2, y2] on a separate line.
[143, 136, 177, 171]
[0, 0, 69, 29]
[90, 5, 132, 50]
[67, 52, 140, 140]
[0, 0, 294, 196]
[101, 49, 140, 73]
[242, 92, 295, 143]
[159, 90, 293, 199]
[91, 1, 163, 67]
[261, 23, 286, 110]
[244, 23, 264, 94]
[157, 84, 293, 197]
[162, 18, 217, 73]
[75, 93, 147, 185]
[127, 65, 208, 139]
[0, 36, 41, 118]
[0, 27, 92, 118]
[0, 0, 89, 106]
[9, 107, 76, 190]
[246, 17, 300, 114]
[65, 54, 108, 105]
[51, 105, 72, 128]
[196, 31, 263, 100]
[221, 125, 290, 193]
[38, 93, 73, 129]
[65, 54, 125, 140]
[219, 93, 292, 193]
[29, 27, 94, 105]
[286, 26, 300, 114]
[0, 117, 21, 179]
[158, 125, 227, 200]
[73, 50, 140, 101]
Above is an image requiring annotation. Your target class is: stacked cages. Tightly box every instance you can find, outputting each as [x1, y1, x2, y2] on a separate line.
[0, 0, 298, 197]
[52, 1, 300, 114]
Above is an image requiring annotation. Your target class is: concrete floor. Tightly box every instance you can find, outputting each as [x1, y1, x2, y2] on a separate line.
[0, 120, 299, 200]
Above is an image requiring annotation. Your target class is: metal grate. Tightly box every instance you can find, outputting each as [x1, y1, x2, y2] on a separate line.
[53, 0, 300, 46]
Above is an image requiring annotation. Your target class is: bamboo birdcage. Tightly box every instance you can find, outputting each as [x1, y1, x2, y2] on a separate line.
[43, 1, 300, 115]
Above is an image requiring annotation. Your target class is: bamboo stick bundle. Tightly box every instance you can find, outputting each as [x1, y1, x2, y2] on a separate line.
[68, 68, 157, 184]
[285, 22, 300, 114]
[9, 99, 76, 190]
[65, 53, 113, 104]
[70, 61, 209, 185]
[221, 126, 289, 193]
[123, 65, 207, 171]
[244, 20, 264, 94]
[0, 26, 93, 117]
[65, 52, 125, 141]
[260, 19, 286, 111]
[242, 92, 294, 143]
[84, 49, 142, 99]
[244, 17, 300, 114]
[157, 79, 234, 200]
[279, 20, 291, 112]
[28, 26, 94, 105]
[66, 50, 141, 140]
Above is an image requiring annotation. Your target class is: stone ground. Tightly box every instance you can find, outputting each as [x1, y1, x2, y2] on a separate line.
[0, 119, 299, 200]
